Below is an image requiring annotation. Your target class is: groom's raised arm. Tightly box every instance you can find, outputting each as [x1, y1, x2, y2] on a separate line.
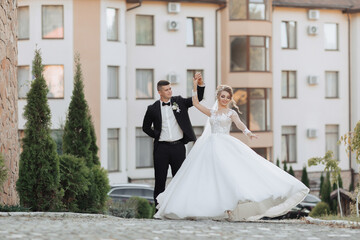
[142, 106, 155, 138]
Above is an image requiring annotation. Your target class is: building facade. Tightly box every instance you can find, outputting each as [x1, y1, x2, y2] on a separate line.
[0, 0, 19, 205]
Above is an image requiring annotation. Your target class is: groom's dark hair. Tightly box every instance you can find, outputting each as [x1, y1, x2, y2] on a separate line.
[157, 80, 170, 91]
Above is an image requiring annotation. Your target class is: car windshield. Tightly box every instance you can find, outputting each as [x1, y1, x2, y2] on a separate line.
[304, 195, 320, 203]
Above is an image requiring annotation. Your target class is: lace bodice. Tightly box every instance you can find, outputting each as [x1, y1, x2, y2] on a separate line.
[210, 109, 234, 134]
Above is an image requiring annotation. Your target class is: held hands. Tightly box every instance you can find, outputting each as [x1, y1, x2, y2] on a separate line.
[194, 72, 203, 86]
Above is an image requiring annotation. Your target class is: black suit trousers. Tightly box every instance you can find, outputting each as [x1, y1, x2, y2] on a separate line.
[153, 142, 185, 206]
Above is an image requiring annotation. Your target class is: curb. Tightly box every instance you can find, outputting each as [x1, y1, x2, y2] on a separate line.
[0, 212, 117, 219]
[305, 216, 360, 228]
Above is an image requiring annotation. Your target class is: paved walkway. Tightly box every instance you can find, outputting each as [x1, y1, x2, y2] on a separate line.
[0, 213, 359, 240]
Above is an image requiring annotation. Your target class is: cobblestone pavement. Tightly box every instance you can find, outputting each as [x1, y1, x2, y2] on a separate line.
[0, 214, 359, 240]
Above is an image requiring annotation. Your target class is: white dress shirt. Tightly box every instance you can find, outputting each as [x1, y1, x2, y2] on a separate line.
[159, 100, 183, 142]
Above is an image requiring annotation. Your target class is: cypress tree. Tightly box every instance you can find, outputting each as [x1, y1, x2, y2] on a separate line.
[320, 172, 332, 207]
[319, 173, 324, 196]
[283, 161, 288, 172]
[301, 166, 310, 188]
[16, 49, 62, 211]
[276, 158, 280, 167]
[288, 166, 295, 176]
[63, 54, 109, 212]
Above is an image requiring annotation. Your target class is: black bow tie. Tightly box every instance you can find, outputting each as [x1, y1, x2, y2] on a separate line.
[162, 102, 171, 106]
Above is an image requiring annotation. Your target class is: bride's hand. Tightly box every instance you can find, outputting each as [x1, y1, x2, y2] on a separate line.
[195, 72, 203, 85]
[248, 132, 258, 140]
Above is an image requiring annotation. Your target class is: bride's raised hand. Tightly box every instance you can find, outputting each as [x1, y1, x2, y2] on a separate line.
[248, 132, 258, 140]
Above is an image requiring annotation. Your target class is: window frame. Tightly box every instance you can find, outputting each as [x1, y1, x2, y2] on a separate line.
[230, 35, 270, 72]
[231, 88, 271, 132]
[17, 65, 31, 99]
[281, 21, 297, 49]
[136, 127, 154, 168]
[281, 71, 297, 99]
[186, 17, 204, 47]
[325, 71, 339, 99]
[229, 0, 269, 21]
[107, 128, 120, 172]
[325, 124, 339, 161]
[106, 7, 120, 42]
[43, 64, 65, 99]
[107, 66, 120, 99]
[282, 126, 297, 163]
[18, 6, 30, 40]
[136, 14, 154, 46]
[135, 69, 154, 100]
[324, 23, 339, 51]
[186, 69, 204, 97]
[41, 5, 64, 40]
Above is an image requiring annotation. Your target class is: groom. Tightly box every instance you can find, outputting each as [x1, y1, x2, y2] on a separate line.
[142, 73, 205, 206]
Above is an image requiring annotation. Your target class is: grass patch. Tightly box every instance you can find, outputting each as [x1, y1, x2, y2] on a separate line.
[0, 204, 31, 212]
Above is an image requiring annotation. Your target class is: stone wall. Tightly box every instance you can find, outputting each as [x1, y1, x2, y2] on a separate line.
[0, 0, 19, 205]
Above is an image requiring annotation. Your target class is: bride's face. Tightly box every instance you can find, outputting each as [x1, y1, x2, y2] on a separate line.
[218, 91, 231, 107]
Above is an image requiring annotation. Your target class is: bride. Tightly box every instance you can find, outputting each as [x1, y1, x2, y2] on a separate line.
[154, 73, 309, 221]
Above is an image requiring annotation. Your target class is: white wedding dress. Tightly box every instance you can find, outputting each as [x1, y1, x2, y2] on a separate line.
[154, 109, 309, 221]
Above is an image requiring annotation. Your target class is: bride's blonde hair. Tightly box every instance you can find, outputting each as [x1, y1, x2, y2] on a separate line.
[216, 85, 241, 114]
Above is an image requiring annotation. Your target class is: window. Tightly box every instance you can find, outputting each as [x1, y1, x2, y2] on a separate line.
[42, 5, 64, 39]
[281, 21, 296, 49]
[326, 125, 339, 160]
[18, 6, 29, 40]
[281, 126, 296, 163]
[186, 127, 204, 155]
[136, 15, 153, 45]
[229, 0, 268, 20]
[187, 70, 203, 97]
[325, 71, 339, 98]
[107, 8, 119, 41]
[136, 128, 153, 168]
[17, 66, 30, 99]
[253, 147, 272, 161]
[282, 71, 296, 98]
[51, 130, 63, 155]
[231, 88, 271, 132]
[324, 23, 338, 50]
[43, 65, 64, 98]
[186, 17, 203, 47]
[136, 69, 154, 99]
[230, 36, 270, 72]
[108, 129, 120, 172]
[107, 66, 119, 99]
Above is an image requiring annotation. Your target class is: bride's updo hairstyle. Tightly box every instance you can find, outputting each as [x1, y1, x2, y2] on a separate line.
[216, 85, 241, 114]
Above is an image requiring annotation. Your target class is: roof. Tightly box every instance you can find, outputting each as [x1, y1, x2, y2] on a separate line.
[273, 0, 360, 12]
[126, 0, 226, 5]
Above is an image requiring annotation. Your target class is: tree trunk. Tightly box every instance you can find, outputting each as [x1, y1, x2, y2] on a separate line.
[337, 180, 343, 217]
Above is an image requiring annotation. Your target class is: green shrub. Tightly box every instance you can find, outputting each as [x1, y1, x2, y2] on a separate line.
[59, 154, 89, 211]
[127, 197, 152, 219]
[107, 200, 136, 218]
[310, 202, 331, 217]
[0, 153, 7, 189]
[301, 166, 310, 188]
[0, 204, 30, 212]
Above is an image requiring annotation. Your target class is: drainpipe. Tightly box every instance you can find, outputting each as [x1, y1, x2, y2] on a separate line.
[345, 7, 353, 188]
[127, 0, 142, 11]
[215, 3, 227, 89]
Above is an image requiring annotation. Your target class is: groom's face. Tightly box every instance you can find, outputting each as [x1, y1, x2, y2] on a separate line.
[158, 84, 172, 100]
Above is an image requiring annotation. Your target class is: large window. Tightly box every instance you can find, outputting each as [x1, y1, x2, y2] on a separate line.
[229, 0, 268, 20]
[253, 147, 272, 161]
[281, 21, 296, 49]
[324, 23, 338, 50]
[42, 5, 64, 39]
[136, 128, 153, 168]
[187, 69, 203, 97]
[232, 88, 271, 132]
[186, 17, 203, 47]
[282, 71, 296, 98]
[43, 65, 64, 98]
[107, 66, 119, 99]
[136, 15, 153, 45]
[17, 66, 30, 99]
[326, 125, 339, 161]
[281, 126, 297, 163]
[325, 71, 339, 98]
[107, 8, 119, 41]
[136, 69, 154, 99]
[18, 6, 29, 40]
[108, 129, 120, 172]
[230, 36, 270, 72]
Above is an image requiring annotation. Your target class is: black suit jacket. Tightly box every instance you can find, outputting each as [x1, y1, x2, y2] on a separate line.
[142, 85, 205, 145]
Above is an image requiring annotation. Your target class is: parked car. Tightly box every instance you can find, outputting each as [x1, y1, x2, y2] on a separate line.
[270, 193, 320, 219]
[108, 183, 154, 204]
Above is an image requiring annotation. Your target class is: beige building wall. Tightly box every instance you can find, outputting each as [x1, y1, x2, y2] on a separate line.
[220, 0, 273, 156]
[0, 0, 19, 205]
[73, 0, 102, 151]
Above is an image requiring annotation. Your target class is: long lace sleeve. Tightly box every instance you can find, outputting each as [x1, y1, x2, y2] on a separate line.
[230, 110, 251, 136]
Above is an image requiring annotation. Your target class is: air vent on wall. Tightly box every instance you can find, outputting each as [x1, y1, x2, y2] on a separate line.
[308, 10, 320, 20]
[168, 20, 179, 31]
[168, 2, 181, 13]
[308, 25, 319, 35]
